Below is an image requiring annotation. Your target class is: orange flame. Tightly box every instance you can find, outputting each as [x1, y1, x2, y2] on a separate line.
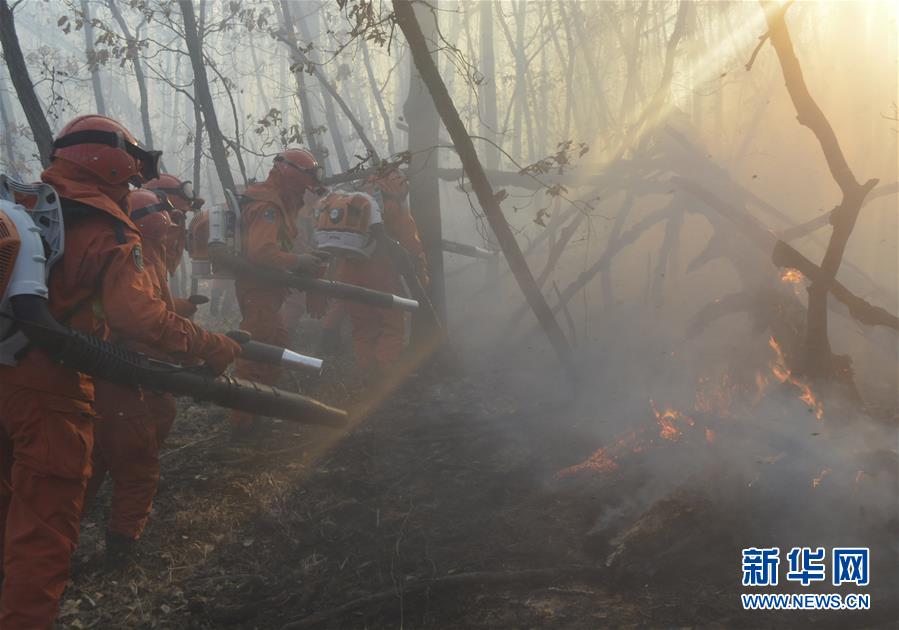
[753, 371, 770, 405]
[812, 468, 832, 488]
[768, 337, 824, 420]
[557, 446, 620, 476]
[650, 399, 694, 441]
[781, 268, 804, 284]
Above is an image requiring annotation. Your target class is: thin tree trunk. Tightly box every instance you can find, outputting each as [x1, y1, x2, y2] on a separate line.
[362, 41, 395, 156]
[297, 5, 350, 172]
[247, 37, 270, 114]
[761, 0, 879, 376]
[394, 0, 574, 378]
[106, 0, 155, 152]
[180, 0, 236, 194]
[277, 1, 327, 163]
[0, 70, 20, 178]
[0, 0, 53, 166]
[478, 0, 499, 169]
[81, 0, 106, 115]
[191, 2, 206, 194]
[402, 0, 446, 341]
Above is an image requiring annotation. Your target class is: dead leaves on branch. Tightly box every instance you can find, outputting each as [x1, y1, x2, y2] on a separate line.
[337, 0, 396, 48]
[518, 141, 591, 226]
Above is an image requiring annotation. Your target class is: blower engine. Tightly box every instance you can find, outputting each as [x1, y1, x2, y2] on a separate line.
[314, 190, 442, 329]
[313, 191, 382, 258]
[0, 176, 346, 428]
[186, 188, 242, 281]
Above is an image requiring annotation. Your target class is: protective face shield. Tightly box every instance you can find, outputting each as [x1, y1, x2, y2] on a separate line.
[130, 191, 180, 252]
[274, 151, 326, 196]
[154, 179, 201, 208]
[52, 130, 162, 184]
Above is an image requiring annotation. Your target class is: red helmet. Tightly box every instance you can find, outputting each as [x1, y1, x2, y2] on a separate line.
[145, 173, 204, 212]
[52, 115, 162, 186]
[129, 189, 177, 244]
[273, 148, 324, 195]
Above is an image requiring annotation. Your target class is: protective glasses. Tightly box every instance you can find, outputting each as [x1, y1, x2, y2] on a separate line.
[151, 180, 199, 207]
[275, 155, 326, 195]
[131, 193, 175, 222]
[53, 130, 162, 182]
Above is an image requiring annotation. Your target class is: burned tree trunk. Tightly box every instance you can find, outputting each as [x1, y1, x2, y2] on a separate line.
[180, 0, 236, 194]
[0, 0, 53, 166]
[394, 0, 574, 378]
[761, 1, 879, 377]
[402, 0, 446, 340]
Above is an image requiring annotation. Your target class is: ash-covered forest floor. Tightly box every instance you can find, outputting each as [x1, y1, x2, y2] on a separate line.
[66, 334, 897, 630]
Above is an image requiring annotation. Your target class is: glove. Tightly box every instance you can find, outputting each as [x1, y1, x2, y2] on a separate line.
[199, 333, 242, 375]
[293, 250, 330, 275]
[173, 298, 198, 318]
[306, 292, 328, 319]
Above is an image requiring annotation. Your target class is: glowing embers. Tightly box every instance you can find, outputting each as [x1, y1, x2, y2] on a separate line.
[780, 268, 803, 284]
[780, 268, 806, 298]
[811, 468, 832, 489]
[651, 399, 695, 441]
[767, 336, 824, 420]
[556, 401, 702, 478]
[695, 373, 735, 417]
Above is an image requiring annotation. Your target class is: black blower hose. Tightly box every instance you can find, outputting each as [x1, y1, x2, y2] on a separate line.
[208, 245, 419, 312]
[10, 294, 347, 428]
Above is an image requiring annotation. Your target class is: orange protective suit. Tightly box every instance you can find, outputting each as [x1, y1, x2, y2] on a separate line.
[231, 175, 302, 430]
[86, 232, 179, 541]
[334, 180, 427, 371]
[0, 162, 237, 629]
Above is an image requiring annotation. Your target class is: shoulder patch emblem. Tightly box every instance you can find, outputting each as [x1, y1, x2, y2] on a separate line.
[133, 244, 144, 271]
[264, 207, 277, 223]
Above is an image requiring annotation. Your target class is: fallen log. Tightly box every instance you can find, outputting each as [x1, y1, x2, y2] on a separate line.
[661, 125, 886, 295]
[675, 177, 898, 332]
[778, 181, 899, 242]
[772, 241, 899, 330]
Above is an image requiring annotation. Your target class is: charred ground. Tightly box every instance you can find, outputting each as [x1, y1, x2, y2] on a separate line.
[69, 337, 898, 629]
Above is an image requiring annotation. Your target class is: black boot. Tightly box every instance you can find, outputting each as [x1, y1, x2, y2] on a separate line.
[105, 531, 137, 569]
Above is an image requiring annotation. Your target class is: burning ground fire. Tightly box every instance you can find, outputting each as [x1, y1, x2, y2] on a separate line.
[767, 336, 824, 420]
[558, 335, 826, 478]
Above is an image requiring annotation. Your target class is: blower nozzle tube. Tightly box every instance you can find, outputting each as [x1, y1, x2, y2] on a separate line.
[10, 295, 347, 427]
[225, 331, 324, 374]
[208, 245, 419, 312]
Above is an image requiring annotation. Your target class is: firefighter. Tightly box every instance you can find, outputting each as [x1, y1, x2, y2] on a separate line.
[323, 169, 428, 374]
[146, 173, 203, 316]
[86, 189, 184, 565]
[0, 115, 241, 629]
[230, 148, 328, 438]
